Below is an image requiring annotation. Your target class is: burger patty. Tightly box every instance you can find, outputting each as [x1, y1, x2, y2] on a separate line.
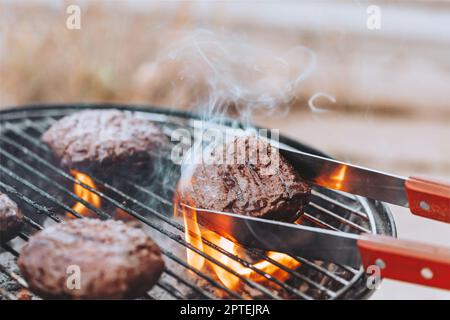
[180, 136, 311, 222]
[41, 109, 168, 172]
[0, 192, 24, 243]
[18, 219, 165, 299]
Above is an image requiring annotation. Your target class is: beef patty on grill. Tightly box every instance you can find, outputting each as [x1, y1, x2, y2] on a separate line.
[41, 109, 168, 173]
[0, 192, 24, 243]
[180, 135, 311, 222]
[18, 219, 165, 299]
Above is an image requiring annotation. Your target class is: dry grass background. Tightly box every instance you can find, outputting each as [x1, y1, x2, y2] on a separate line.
[3, 1, 449, 119]
[0, 2, 325, 115]
[1, 2, 190, 107]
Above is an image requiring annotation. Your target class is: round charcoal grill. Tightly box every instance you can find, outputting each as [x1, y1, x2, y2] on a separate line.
[0, 104, 397, 300]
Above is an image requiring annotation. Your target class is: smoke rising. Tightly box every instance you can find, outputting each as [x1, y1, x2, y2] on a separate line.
[148, 29, 316, 125]
[308, 92, 336, 113]
[158, 30, 319, 196]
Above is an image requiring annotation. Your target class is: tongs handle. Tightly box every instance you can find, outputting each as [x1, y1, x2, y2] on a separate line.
[358, 234, 450, 290]
[405, 176, 450, 223]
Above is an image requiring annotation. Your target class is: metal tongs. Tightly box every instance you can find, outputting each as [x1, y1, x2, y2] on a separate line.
[181, 147, 450, 290]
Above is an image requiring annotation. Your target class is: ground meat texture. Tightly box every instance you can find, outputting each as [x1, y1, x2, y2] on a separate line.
[41, 109, 168, 173]
[0, 192, 24, 243]
[180, 136, 311, 222]
[18, 219, 165, 299]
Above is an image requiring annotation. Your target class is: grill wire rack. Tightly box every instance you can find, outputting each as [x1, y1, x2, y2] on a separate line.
[0, 104, 396, 300]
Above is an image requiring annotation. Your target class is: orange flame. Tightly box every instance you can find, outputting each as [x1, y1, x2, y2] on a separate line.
[17, 289, 31, 300]
[175, 194, 301, 291]
[182, 205, 206, 271]
[332, 165, 347, 190]
[69, 170, 101, 218]
[318, 165, 347, 190]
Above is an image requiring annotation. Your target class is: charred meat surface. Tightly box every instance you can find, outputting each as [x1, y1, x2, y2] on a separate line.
[41, 109, 168, 173]
[18, 219, 165, 299]
[0, 192, 24, 243]
[180, 136, 311, 222]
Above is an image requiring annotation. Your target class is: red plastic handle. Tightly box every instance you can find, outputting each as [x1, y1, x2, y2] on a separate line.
[405, 176, 450, 223]
[358, 234, 450, 290]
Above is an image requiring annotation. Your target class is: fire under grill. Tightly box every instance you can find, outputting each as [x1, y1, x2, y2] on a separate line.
[0, 104, 396, 300]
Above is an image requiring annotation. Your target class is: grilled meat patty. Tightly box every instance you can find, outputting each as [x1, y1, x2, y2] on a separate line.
[41, 109, 168, 172]
[0, 192, 24, 243]
[180, 136, 311, 222]
[18, 219, 164, 299]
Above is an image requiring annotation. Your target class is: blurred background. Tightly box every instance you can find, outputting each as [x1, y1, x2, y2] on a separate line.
[1, 0, 449, 299]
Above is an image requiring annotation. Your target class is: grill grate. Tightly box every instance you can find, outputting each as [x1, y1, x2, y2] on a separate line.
[0, 105, 394, 300]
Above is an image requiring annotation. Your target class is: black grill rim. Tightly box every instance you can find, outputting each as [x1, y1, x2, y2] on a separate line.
[0, 102, 397, 300]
